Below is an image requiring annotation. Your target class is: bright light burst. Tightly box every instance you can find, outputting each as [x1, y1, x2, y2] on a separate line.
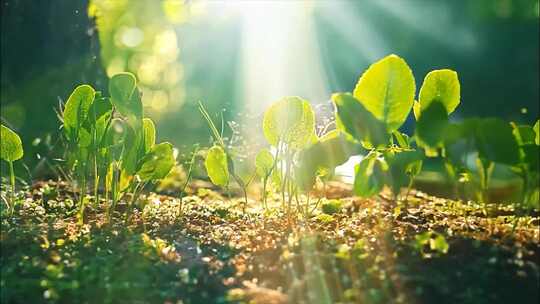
[206, 0, 330, 113]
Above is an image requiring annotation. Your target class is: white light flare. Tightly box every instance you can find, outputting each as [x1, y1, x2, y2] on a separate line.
[229, 0, 330, 114]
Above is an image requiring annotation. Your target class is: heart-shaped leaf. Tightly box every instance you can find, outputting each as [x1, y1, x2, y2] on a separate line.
[0, 124, 23, 162]
[263, 96, 315, 150]
[353, 54, 415, 132]
[205, 145, 229, 187]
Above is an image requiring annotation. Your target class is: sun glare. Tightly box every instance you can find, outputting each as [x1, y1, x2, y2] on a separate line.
[211, 0, 330, 114]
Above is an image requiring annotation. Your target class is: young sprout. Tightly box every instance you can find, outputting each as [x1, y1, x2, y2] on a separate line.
[198, 101, 251, 213]
[255, 148, 274, 210]
[62, 84, 96, 224]
[0, 124, 24, 210]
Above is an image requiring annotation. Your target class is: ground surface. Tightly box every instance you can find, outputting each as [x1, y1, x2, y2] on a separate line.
[1, 180, 539, 304]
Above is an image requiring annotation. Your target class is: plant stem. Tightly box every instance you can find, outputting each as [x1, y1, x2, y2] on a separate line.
[9, 161, 15, 211]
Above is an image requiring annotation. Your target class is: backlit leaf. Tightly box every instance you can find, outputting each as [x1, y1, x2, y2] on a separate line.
[0, 124, 23, 162]
[109, 72, 142, 124]
[353, 54, 415, 132]
[137, 142, 175, 181]
[63, 84, 96, 140]
[419, 69, 460, 114]
[204, 145, 229, 187]
[262, 96, 315, 150]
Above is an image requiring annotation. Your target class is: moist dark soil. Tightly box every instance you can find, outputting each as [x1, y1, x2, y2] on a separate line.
[1, 180, 538, 304]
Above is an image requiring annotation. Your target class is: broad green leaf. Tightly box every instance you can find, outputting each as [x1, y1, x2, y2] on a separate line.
[297, 130, 359, 190]
[418, 69, 460, 114]
[353, 54, 415, 132]
[0, 124, 23, 162]
[475, 118, 520, 165]
[415, 100, 449, 149]
[109, 72, 142, 124]
[262, 96, 315, 150]
[534, 119, 539, 145]
[255, 149, 274, 178]
[143, 118, 156, 152]
[205, 145, 229, 187]
[63, 84, 96, 140]
[332, 93, 388, 148]
[353, 151, 388, 197]
[137, 142, 175, 181]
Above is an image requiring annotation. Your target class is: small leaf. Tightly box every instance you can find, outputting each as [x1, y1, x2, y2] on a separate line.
[109, 72, 142, 124]
[353, 54, 415, 132]
[0, 124, 23, 162]
[262, 96, 315, 150]
[475, 118, 520, 165]
[415, 100, 449, 149]
[137, 142, 175, 181]
[255, 149, 274, 178]
[143, 118, 156, 152]
[205, 145, 229, 187]
[385, 149, 423, 195]
[297, 130, 359, 190]
[392, 131, 410, 149]
[63, 84, 96, 140]
[353, 151, 388, 197]
[419, 69, 460, 114]
[430, 234, 449, 254]
[332, 93, 388, 148]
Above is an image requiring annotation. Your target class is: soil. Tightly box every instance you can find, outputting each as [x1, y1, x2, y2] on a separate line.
[1, 180, 538, 304]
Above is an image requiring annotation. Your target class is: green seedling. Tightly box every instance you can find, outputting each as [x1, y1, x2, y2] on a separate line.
[199, 101, 252, 212]
[62, 84, 97, 224]
[61, 72, 174, 224]
[255, 148, 274, 210]
[262, 96, 315, 218]
[332, 54, 424, 203]
[0, 124, 24, 210]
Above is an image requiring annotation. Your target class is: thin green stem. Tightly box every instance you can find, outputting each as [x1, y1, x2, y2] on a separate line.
[9, 161, 15, 211]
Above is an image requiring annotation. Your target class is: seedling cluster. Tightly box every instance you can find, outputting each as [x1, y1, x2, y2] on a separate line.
[202, 54, 540, 218]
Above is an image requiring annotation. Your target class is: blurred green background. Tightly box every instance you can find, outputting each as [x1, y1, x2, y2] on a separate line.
[1, 0, 538, 178]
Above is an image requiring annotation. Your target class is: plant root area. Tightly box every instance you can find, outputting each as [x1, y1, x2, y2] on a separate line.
[1, 180, 538, 304]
